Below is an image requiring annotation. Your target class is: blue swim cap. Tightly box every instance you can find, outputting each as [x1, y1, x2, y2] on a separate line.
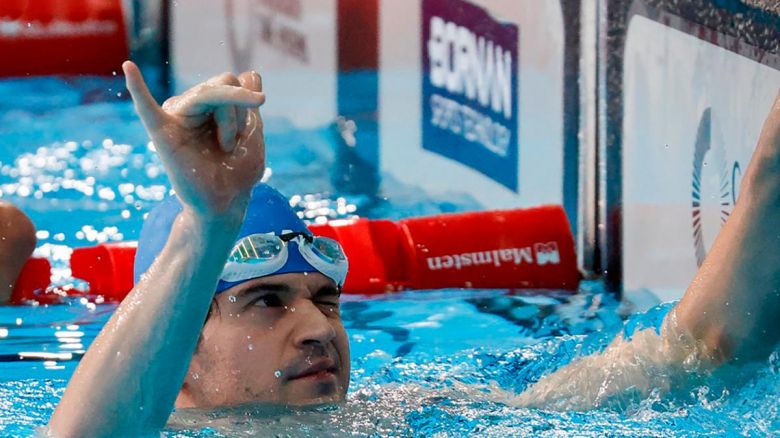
[134, 183, 319, 293]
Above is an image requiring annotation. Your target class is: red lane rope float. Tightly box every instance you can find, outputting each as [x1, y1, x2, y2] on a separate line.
[0, 0, 129, 77]
[9, 206, 580, 304]
[9, 257, 53, 305]
[311, 206, 579, 293]
[70, 242, 136, 302]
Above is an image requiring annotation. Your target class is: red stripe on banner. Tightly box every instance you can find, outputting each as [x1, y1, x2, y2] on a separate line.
[337, 0, 379, 71]
[0, 0, 129, 77]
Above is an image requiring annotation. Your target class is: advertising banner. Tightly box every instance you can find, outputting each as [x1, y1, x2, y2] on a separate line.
[420, 0, 519, 191]
[379, 0, 571, 211]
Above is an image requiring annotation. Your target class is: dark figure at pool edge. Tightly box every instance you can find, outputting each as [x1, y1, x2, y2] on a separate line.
[0, 202, 36, 304]
[48, 61, 780, 435]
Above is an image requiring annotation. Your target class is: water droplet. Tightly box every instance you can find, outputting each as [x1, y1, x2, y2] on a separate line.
[247, 344, 254, 351]
[274, 370, 282, 378]
[192, 372, 200, 380]
[228, 295, 237, 303]
[290, 307, 296, 312]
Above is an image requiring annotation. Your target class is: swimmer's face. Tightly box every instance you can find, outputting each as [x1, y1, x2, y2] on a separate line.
[176, 272, 350, 408]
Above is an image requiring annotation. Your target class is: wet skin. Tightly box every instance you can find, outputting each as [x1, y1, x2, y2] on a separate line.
[176, 272, 350, 408]
[0, 202, 36, 303]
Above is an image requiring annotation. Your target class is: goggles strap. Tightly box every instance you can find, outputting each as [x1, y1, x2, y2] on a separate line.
[279, 231, 313, 244]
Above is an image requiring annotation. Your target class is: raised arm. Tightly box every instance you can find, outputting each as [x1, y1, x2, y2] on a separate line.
[673, 90, 780, 364]
[516, 91, 780, 410]
[49, 62, 266, 436]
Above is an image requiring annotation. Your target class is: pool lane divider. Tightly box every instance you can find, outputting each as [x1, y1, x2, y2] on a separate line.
[10, 206, 579, 305]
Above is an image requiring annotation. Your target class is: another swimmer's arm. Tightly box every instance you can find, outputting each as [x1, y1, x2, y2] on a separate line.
[50, 62, 266, 436]
[671, 90, 780, 365]
[0, 202, 36, 303]
[511, 323, 692, 410]
[517, 90, 780, 410]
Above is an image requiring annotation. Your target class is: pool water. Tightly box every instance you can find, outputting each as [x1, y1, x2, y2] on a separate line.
[0, 76, 779, 437]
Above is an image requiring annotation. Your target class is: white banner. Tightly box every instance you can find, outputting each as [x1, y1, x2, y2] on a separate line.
[622, 15, 780, 301]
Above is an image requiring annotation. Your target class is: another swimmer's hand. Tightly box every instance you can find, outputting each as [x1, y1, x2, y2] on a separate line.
[122, 61, 266, 218]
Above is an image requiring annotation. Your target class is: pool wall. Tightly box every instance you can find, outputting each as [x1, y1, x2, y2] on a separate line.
[172, 0, 340, 128]
[4, 0, 780, 301]
[169, 0, 580, 267]
[171, 1, 571, 207]
[169, 0, 780, 300]
[598, 1, 780, 300]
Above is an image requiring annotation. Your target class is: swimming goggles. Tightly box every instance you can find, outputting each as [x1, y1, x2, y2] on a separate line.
[220, 231, 348, 287]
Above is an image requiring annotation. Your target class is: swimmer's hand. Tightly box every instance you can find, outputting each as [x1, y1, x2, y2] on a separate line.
[122, 61, 266, 217]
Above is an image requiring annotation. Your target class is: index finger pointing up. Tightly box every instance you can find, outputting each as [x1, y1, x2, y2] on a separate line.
[122, 61, 167, 131]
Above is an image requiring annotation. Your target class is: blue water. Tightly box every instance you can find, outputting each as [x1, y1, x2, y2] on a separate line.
[0, 76, 779, 436]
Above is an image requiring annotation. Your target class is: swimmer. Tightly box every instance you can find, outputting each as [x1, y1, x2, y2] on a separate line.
[48, 57, 780, 435]
[0, 202, 36, 303]
[50, 61, 347, 436]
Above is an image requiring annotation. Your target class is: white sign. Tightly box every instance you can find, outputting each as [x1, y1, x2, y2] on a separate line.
[622, 15, 780, 301]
